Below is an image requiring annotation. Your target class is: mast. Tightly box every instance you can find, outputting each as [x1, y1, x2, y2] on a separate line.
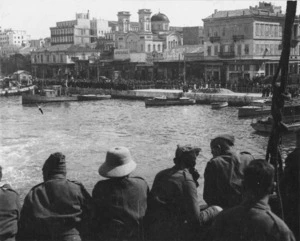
[266, 0, 297, 220]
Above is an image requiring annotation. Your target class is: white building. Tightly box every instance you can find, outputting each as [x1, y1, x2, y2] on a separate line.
[0, 29, 31, 47]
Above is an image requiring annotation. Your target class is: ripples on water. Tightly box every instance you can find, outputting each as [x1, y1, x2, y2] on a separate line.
[0, 96, 295, 203]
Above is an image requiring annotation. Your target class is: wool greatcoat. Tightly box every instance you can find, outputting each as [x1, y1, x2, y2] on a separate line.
[145, 166, 220, 241]
[91, 176, 149, 241]
[210, 199, 295, 241]
[18, 174, 91, 241]
[203, 150, 253, 209]
[0, 184, 20, 241]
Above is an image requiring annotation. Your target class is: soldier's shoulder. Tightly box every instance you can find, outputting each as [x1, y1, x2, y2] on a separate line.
[0, 184, 19, 195]
[67, 179, 85, 187]
[182, 169, 194, 182]
[130, 176, 148, 184]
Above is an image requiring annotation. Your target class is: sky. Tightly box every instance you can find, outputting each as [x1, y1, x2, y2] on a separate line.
[0, 0, 299, 39]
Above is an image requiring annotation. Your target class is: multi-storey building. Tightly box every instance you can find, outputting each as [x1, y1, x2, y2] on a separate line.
[202, 2, 300, 84]
[50, 11, 111, 46]
[0, 29, 30, 47]
[31, 44, 100, 78]
[114, 9, 182, 53]
[183, 26, 204, 45]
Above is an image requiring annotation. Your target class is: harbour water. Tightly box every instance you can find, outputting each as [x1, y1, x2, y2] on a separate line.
[0, 96, 296, 203]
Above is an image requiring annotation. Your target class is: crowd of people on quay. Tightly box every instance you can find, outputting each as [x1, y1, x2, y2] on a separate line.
[31, 74, 300, 95]
[0, 132, 299, 241]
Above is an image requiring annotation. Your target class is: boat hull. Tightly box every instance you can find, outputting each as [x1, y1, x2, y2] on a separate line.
[238, 106, 271, 117]
[0, 85, 35, 96]
[77, 94, 111, 101]
[22, 94, 78, 104]
[211, 102, 228, 109]
[251, 122, 300, 133]
[145, 99, 196, 107]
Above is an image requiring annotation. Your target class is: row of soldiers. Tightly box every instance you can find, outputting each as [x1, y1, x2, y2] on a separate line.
[0, 133, 298, 241]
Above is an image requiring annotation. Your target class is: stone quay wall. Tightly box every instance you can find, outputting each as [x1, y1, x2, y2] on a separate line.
[68, 87, 263, 106]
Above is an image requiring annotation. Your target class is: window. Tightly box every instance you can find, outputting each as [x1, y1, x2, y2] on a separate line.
[60, 55, 63, 62]
[229, 64, 235, 71]
[148, 44, 151, 52]
[46, 55, 50, 62]
[207, 46, 211, 56]
[214, 45, 218, 56]
[244, 44, 249, 55]
[158, 44, 161, 51]
[141, 44, 143, 51]
[237, 44, 242, 56]
[153, 44, 156, 51]
[41, 55, 43, 63]
[53, 55, 56, 63]
[244, 64, 250, 71]
[222, 27, 226, 36]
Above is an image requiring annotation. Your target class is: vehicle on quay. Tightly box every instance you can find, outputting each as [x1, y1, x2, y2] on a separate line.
[211, 101, 228, 109]
[77, 94, 111, 101]
[0, 70, 35, 96]
[22, 85, 77, 105]
[145, 96, 196, 107]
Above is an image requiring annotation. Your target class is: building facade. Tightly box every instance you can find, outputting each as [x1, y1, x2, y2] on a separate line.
[30, 44, 101, 79]
[0, 29, 30, 47]
[202, 2, 300, 85]
[50, 11, 111, 46]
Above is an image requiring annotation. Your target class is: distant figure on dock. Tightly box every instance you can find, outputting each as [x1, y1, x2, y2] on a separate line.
[0, 166, 21, 241]
[209, 159, 295, 241]
[280, 130, 300, 240]
[91, 147, 149, 241]
[18, 152, 92, 241]
[204, 134, 254, 209]
[145, 144, 222, 241]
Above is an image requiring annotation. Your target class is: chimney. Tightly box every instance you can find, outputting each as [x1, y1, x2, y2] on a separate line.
[214, 9, 218, 14]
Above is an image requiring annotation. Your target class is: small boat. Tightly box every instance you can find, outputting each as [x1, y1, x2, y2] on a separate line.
[238, 106, 271, 118]
[211, 101, 228, 109]
[251, 117, 300, 133]
[22, 85, 77, 104]
[145, 96, 196, 107]
[77, 94, 111, 101]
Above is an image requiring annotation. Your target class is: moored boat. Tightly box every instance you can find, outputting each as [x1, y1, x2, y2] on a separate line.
[251, 117, 300, 133]
[77, 94, 111, 101]
[22, 85, 77, 104]
[145, 96, 196, 107]
[211, 101, 228, 109]
[238, 105, 271, 117]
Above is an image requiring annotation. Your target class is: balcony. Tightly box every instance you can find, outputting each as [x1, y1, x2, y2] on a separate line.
[209, 36, 221, 43]
[218, 51, 235, 58]
[232, 35, 244, 42]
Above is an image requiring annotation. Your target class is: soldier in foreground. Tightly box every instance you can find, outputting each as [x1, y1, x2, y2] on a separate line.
[204, 134, 254, 209]
[280, 130, 300, 240]
[145, 144, 222, 241]
[0, 166, 21, 241]
[91, 147, 149, 241]
[18, 152, 91, 241]
[209, 159, 295, 241]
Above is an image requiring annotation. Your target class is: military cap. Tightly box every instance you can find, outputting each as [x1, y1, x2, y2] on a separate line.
[211, 134, 235, 145]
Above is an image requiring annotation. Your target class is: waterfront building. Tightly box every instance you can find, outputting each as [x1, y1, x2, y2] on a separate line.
[183, 26, 204, 45]
[30, 44, 100, 79]
[50, 11, 111, 46]
[0, 29, 30, 47]
[202, 2, 300, 86]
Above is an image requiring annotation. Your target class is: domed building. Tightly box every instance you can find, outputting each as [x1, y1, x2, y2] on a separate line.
[114, 9, 182, 53]
[151, 12, 170, 33]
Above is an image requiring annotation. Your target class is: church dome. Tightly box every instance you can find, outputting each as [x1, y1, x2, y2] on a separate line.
[151, 13, 170, 22]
